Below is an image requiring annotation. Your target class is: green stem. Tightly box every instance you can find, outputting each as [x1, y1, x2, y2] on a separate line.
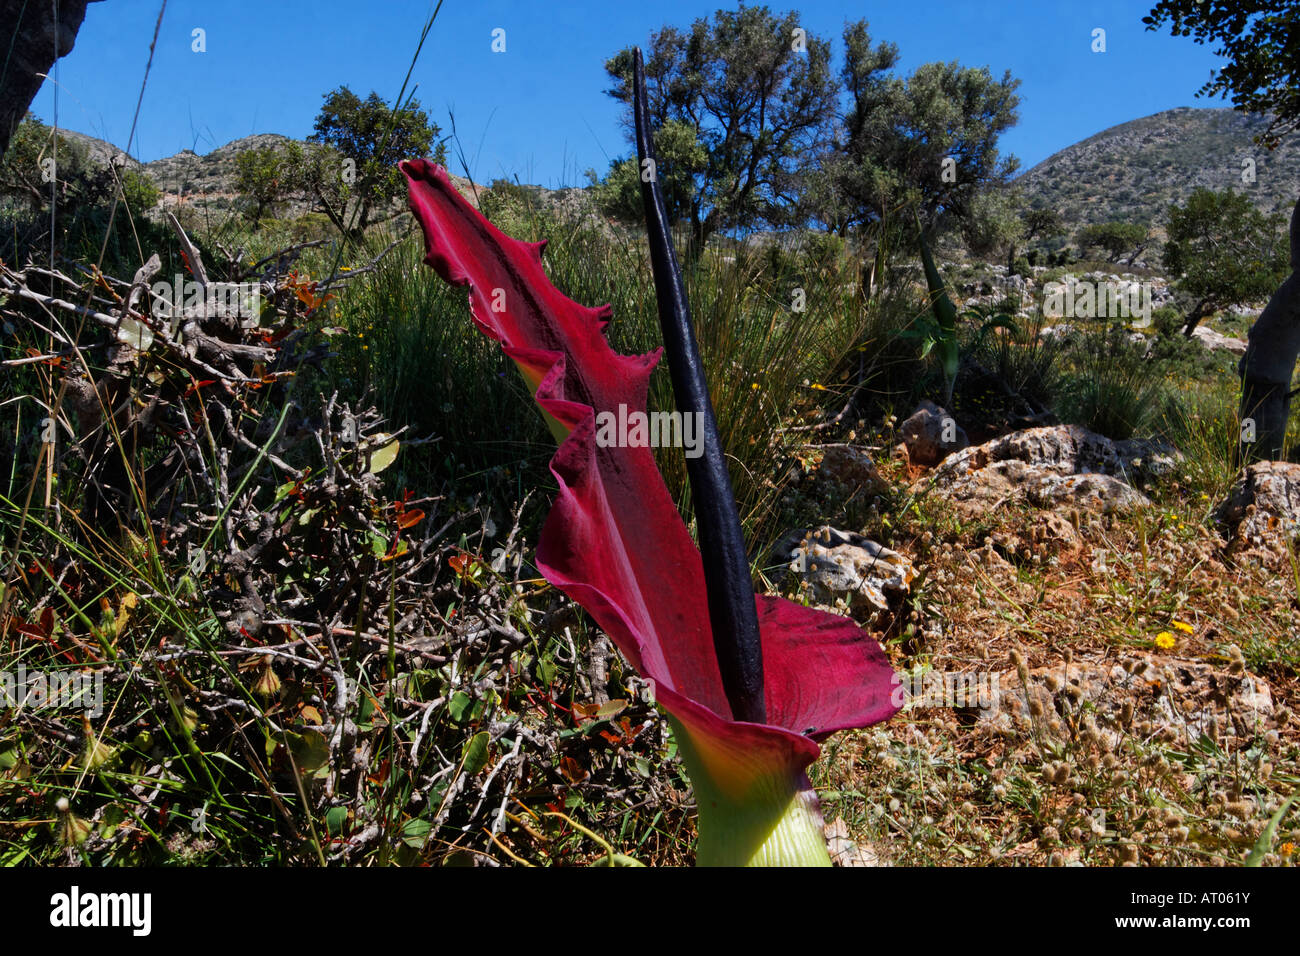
[668, 716, 831, 867]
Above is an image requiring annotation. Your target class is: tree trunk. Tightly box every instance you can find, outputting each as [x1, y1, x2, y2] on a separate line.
[1239, 195, 1300, 461]
[1182, 297, 1213, 336]
[0, 0, 102, 158]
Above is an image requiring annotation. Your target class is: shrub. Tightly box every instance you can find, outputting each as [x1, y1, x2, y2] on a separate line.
[1054, 325, 1165, 440]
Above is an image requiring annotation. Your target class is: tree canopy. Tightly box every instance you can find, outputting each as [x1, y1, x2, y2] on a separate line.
[1144, 0, 1300, 147]
[601, 5, 839, 251]
[595, 7, 1021, 254]
[1076, 221, 1148, 264]
[306, 86, 445, 235]
[827, 20, 1020, 236]
[1163, 187, 1290, 333]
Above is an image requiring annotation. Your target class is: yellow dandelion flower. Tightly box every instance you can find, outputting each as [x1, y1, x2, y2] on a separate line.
[1155, 631, 1175, 650]
[1172, 620, 1194, 634]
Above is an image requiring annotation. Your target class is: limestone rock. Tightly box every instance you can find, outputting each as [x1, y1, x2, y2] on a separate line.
[1217, 461, 1300, 569]
[900, 400, 969, 467]
[1113, 437, 1182, 483]
[918, 425, 1152, 515]
[776, 525, 915, 612]
[1191, 325, 1248, 356]
[806, 443, 885, 494]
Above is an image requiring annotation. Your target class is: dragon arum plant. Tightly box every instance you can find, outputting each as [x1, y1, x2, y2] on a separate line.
[915, 217, 1021, 405]
[399, 49, 899, 866]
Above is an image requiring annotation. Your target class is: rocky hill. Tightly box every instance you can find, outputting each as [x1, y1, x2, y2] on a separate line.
[143, 133, 292, 196]
[1016, 107, 1300, 230]
[50, 130, 485, 213]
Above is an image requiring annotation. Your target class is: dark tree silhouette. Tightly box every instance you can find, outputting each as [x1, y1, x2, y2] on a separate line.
[0, 0, 102, 158]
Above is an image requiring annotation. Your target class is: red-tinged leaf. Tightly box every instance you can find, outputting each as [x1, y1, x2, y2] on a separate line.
[395, 508, 425, 530]
[559, 755, 588, 783]
[402, 159, 899, 793]
[571, 701, 598, 724]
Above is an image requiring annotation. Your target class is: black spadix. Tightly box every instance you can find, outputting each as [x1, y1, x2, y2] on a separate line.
[631, 48, 766, 724]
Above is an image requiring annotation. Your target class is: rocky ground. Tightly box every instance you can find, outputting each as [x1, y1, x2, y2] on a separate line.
[773, 417, 1299, 865]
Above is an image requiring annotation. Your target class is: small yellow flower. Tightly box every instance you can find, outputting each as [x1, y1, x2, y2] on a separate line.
[1281, 842, 1295, 857]
[751, 382, 760, 390]
[810, 383, 827, 391]
[1172, 620, 1194, 634]
[1155, 631, 1175, 650]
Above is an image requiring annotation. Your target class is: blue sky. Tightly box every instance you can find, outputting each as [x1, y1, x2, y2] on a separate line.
[29, 0, 1227, 187]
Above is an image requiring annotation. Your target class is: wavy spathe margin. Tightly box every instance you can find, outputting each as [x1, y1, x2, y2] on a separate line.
[401, 159, 900, 863]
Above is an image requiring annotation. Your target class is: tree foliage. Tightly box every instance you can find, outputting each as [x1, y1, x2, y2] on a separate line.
[961, 187, 1023, 265]
[1076, 221, 1148, 263]
[1146, 1, 1300, 458]
[596, 8, 1021, 256]
[1163, 187, 1290, 332]
[0, 114, 162, 262]
[306, 86, 445, 235]
[829, 20, 1021, 235]
[587, 119, 707, 227]
[1023, 207, 1064, 244]
[234, 144, 290, 224]
[602, 5, 839, 250]
[1144, 1, 1300, 146]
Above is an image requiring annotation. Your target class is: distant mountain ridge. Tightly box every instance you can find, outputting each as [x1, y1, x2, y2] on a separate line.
[1015, 107, 1299, 231]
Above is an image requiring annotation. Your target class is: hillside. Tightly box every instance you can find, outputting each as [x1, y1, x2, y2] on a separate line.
[1016, 107, 1300, 230]
[50, 130, 486, 213]
[51, 105, 1300, 239]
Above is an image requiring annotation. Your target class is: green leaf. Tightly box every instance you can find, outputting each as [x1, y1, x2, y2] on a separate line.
[324, 806, 350, 837]
[114, 316, 155, 351]
[448, 691, 473, 723]
[596, 699, 628, 720]
[366, 434, 400, 474]
[283, 729, 330, 773]
[400, 818, 432, 849]
[461, 731, 490, 775]
[1245, 791, 1297, 866]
